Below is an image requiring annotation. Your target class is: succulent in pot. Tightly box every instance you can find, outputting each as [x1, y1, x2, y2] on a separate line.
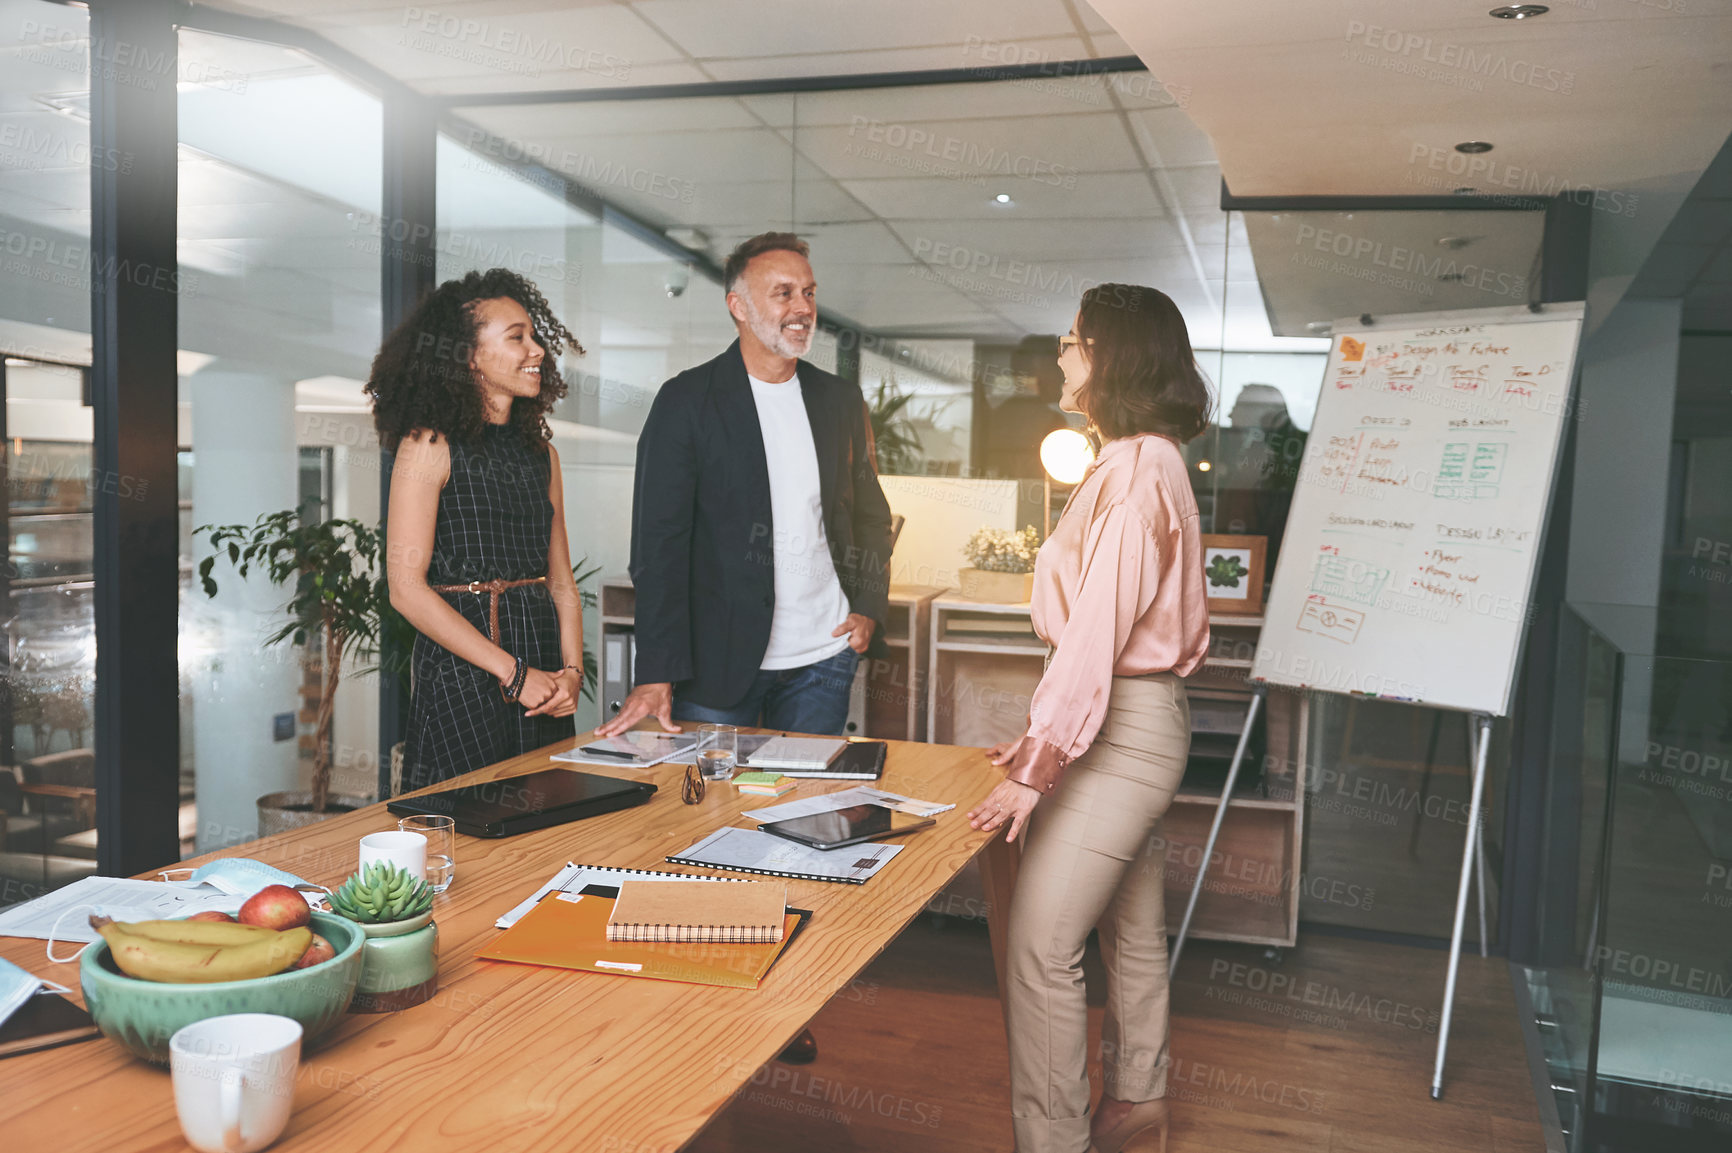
[328, 863, 440, 1012]
[329, 862, 434, 926]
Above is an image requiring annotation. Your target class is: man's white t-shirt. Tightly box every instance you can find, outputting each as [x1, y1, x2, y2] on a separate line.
[747, 371, 853, 670]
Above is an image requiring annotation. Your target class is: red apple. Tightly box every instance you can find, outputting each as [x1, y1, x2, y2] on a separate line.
[238, 884, 312, 931]
[187, 910, 236, 923]
[290, 933, 336, 970]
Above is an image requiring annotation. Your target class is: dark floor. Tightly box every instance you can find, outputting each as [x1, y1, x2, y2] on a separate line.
[688, 913, 1547, 1153]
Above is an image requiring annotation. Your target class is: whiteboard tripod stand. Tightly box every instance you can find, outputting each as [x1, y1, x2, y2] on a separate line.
[1168, 691, 1489, 984]
[1432, 710, 1494, 1099]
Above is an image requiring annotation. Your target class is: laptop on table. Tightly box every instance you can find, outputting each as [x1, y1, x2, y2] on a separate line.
[387, 769, 656, 838]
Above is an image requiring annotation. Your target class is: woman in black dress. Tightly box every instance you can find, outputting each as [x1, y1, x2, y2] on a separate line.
[367, 268, 585, 788]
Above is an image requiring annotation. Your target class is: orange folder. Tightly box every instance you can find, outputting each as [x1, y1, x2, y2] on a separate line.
[477, 890, 805, 989]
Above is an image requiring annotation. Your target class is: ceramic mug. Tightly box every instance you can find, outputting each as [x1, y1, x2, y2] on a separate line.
[169, 1013, 302, 1153]
[357, 830, 426, 880]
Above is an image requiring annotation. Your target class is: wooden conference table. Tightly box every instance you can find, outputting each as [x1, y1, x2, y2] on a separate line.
[3, 736, 1016, 1152]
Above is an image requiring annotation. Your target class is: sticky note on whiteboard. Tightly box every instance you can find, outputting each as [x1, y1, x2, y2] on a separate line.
[1339, 336, 1365, 363]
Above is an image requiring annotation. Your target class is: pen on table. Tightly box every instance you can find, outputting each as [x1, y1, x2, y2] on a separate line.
[578, 746, 641, 761]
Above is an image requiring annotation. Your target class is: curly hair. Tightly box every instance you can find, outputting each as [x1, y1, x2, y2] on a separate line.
[1074, 283, 1213, 444]
[366, 267, 584, 453]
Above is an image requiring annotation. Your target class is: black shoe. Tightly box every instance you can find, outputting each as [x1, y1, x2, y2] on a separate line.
[776, 1028, 818, 1064]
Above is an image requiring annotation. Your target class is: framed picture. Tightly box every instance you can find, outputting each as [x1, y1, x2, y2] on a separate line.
[1200, 534, 1266, 616]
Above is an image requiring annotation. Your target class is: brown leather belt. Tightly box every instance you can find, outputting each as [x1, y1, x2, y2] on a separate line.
[430, 576, 547, 648]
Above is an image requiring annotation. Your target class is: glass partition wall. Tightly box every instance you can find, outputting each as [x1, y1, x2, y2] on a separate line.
[0, 1, 96, 904]
[1524, 605, 1732, 1151]
[177, 29, 383, 851]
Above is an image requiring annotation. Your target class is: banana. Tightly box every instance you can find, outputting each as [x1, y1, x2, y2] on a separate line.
[113, 918, 277, 947]
[93, 917, 312, 983]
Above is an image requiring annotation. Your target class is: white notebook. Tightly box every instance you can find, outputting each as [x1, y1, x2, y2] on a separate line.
[745, 736, 846, 772]
[666, 827, 903, 885]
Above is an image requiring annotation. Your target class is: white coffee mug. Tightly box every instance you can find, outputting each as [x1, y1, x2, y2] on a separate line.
[170, 1013, 302, 1153]
[358, 830, 426, 880]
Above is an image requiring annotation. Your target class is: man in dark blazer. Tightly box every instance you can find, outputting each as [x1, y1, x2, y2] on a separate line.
[598, 232, 894, 738]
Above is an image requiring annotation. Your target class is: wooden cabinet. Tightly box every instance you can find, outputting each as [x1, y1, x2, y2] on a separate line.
[597, 578, 637, 719]
[861, 585, 946, 741]
[927, 597, 1308, 948]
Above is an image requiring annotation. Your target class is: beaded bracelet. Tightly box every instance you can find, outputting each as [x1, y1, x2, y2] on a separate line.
[500, 655, 528, 702]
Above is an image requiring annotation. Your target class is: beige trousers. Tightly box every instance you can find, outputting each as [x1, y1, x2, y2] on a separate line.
[1006, 672, 1190, 1153]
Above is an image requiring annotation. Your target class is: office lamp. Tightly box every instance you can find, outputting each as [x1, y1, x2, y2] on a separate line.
[1038, 428, 1094, 537]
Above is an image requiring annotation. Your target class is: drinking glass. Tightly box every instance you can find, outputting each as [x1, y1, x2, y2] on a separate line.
[397, 814, 456, 893]
[696, 723, 738, 781]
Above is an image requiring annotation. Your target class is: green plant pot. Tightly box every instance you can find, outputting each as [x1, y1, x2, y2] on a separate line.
[80, 912, 363, 1065]
[349, 912, 438, 1013]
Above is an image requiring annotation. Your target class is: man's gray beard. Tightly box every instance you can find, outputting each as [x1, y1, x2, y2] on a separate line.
[743, 299, 813, 359]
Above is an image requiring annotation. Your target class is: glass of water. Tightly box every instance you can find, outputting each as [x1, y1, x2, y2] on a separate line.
[397, 814, 455, 893]
[696, 723, 738, 782]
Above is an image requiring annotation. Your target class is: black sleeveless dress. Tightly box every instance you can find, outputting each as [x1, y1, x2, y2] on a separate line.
[402, 423, 575, 788]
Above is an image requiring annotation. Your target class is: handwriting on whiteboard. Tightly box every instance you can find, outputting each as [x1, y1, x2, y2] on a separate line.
[1253, 310, 1584, 715]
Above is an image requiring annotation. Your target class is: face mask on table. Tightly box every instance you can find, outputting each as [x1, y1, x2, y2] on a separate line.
[188, 857, 321, 897]
[0, 956, 69, 1027]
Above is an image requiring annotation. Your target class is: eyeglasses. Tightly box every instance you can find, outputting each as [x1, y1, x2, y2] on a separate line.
[1058, 334, 1093, 353]
[682, 762, 706, 805]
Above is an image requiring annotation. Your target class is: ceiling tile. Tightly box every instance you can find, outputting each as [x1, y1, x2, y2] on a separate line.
[786, 112, 1144, 188]
[703, 38, 1091, 83]
[887, 217, 1188, 263]
[632, 0, 1077, 61]
[1127, 106, 1219, 168]
[1159, 165, 1225, 214]
[462, 97, 764, 140]
[745, 76, 1119, 128]
[838, 171, 1165, 221]
[327, 5, 688, 96]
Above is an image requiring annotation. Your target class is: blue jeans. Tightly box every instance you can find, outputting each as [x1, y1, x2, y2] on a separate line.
[673, 647, 859, 735]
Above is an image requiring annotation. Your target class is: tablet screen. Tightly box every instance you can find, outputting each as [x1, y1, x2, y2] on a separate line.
[758, 803, 935, 850]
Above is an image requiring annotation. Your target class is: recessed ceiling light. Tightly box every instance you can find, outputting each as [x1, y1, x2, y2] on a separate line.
[1455, 141, 1494, 154]
[1197, 460, 1212, 472]
[1489, 5, 1549, 18]
[993, 193, 1013, 205]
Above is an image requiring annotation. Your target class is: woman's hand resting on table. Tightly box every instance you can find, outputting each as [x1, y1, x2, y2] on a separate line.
[968, 733, 1043, 842]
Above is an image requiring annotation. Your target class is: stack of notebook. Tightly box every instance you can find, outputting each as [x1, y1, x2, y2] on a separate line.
[744, 736, 845, 771]
[733, 772, 795, 797]
[478, 874, 808, 989]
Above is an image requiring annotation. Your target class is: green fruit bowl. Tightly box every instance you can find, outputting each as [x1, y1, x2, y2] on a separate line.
[79, 912, 364, 1064]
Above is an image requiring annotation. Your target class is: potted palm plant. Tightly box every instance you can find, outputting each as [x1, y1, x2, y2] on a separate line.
[198, 511, 604, 830]
[196, 512, 393, 832]
[868, 376, 923, 475]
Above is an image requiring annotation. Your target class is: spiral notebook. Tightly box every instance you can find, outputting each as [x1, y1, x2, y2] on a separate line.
[479, 888, 808, 989]
[666, 826, 904, 885]
[494, 862, 751, 929]
[606, 878, 786, 943]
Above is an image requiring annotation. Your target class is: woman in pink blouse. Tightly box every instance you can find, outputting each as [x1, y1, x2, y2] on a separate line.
[968, 284, 1212, 1153]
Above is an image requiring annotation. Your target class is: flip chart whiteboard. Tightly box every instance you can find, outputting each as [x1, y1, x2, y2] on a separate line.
[1251, 303, 1585, 716]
